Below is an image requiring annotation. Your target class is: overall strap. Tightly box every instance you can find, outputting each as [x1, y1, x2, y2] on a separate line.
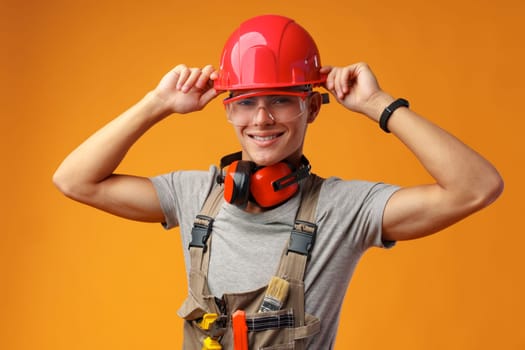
[188, 174, 324, 282]
[277, 174, 324, 281]
[188, 184, 224, 275]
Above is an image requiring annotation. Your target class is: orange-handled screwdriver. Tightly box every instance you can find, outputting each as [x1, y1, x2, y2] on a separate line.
[232, 310, 248, 350]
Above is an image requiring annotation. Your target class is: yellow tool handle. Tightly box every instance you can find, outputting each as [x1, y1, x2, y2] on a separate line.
[202, 336, 222, 350]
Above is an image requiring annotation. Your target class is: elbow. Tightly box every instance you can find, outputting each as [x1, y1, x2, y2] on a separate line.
[469, 171, 504, 212]
[483, 173, 504, 206]
[52, 169, 75, 199]
[52, 169, 91, 202]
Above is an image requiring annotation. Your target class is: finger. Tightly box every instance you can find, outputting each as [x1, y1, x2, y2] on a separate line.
[199, 87, 220, 108]
[336, 66, 356, 99]
[320, 65, 333, 74]
[201, 64, 215, 77]
[334, 67, 347, 99]
[195, 65, 215, 90]
[181, 68, 203, 92]
[209, 70, 219, 81]
[175, 64, 190, 90]
[339, 67, 352, 95]
[324, 66, 337, 91]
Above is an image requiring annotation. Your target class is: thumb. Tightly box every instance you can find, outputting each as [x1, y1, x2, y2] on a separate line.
[199, 88, 221, 108]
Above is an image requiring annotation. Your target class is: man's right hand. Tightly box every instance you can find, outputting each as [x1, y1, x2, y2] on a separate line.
[152, 64, 223, 116]
[52, 64, 225, 222]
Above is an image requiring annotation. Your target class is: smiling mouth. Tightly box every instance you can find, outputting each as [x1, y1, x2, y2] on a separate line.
[250, 133, 284, 141]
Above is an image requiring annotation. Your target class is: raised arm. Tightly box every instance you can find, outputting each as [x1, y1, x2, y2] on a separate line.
[322, 63, 504, 241]
[53, 64, 220, 222]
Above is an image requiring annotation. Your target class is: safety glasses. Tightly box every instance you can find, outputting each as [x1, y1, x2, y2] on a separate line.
[223, 90, 311, 127]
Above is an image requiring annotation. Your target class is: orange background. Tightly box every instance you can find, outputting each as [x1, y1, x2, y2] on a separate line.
[2, 0, 524, 349]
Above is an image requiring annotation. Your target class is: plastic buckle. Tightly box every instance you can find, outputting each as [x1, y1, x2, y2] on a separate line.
[189, 215, 214, 252]
[287, 220, 317, 258]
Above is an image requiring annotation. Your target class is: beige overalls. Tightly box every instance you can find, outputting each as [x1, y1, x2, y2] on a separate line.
[177, 174, 324, 350]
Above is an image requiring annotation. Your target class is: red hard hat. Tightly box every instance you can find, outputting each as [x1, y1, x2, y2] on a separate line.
[215, 14, 326, 91]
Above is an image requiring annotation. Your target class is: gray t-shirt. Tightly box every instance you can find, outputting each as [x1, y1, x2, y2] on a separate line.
[151, 165, 399, 348]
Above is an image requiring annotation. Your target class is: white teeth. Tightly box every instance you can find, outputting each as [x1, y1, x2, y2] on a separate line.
[252, 135, 277, 141]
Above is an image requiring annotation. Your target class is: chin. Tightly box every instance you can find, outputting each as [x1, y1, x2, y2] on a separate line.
[243, 151, 277, 166]
[248, 150, 301, 167]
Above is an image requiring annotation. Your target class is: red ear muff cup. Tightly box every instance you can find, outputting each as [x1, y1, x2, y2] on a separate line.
[224, 160, 253, 207]
[250, 162, 298, 208]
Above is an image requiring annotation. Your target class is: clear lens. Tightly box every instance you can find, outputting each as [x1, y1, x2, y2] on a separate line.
[224, 91, 310, 126]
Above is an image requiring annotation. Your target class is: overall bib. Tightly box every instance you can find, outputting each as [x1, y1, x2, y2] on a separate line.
[178, 174, 324, 350]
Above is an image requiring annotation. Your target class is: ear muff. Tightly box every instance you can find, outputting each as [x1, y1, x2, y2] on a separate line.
[219, 151, 311, 208]
[250, 162, 298, 208]
[223, 160, 255, 208]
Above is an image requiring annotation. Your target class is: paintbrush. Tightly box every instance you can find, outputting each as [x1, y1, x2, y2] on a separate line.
[258, 276, 290, 312]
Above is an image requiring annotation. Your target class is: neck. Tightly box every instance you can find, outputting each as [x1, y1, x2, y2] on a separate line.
[244, 201, 266, 213]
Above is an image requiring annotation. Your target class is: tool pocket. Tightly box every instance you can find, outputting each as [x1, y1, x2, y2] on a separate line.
[178, 291, 225, 349]
[246, 309, 320, 350]
[178, 291, 208, 348]
[177, 289, 209, 320]
[178, 268, 219, 320]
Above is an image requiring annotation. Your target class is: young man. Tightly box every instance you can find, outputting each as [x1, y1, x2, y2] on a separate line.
[53, 14, 503, 349]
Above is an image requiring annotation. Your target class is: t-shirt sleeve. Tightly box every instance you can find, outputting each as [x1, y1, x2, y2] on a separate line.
[149, 166, 218, 230]
[361, 182, 399, 249]
[317, 177, 400, 252]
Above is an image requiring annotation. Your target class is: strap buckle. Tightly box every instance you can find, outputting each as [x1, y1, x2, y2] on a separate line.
[287, 220, 317, 258]
[189, 215, 214, 252]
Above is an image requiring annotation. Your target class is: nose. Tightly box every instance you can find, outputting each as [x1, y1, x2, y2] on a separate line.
[252, 105, 276, 125]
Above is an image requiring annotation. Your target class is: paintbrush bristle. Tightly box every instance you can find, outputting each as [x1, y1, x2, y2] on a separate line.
[258, 276, 290, 312]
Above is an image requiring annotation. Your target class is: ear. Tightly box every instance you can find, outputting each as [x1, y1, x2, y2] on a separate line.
[307, 92, 322, 123]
